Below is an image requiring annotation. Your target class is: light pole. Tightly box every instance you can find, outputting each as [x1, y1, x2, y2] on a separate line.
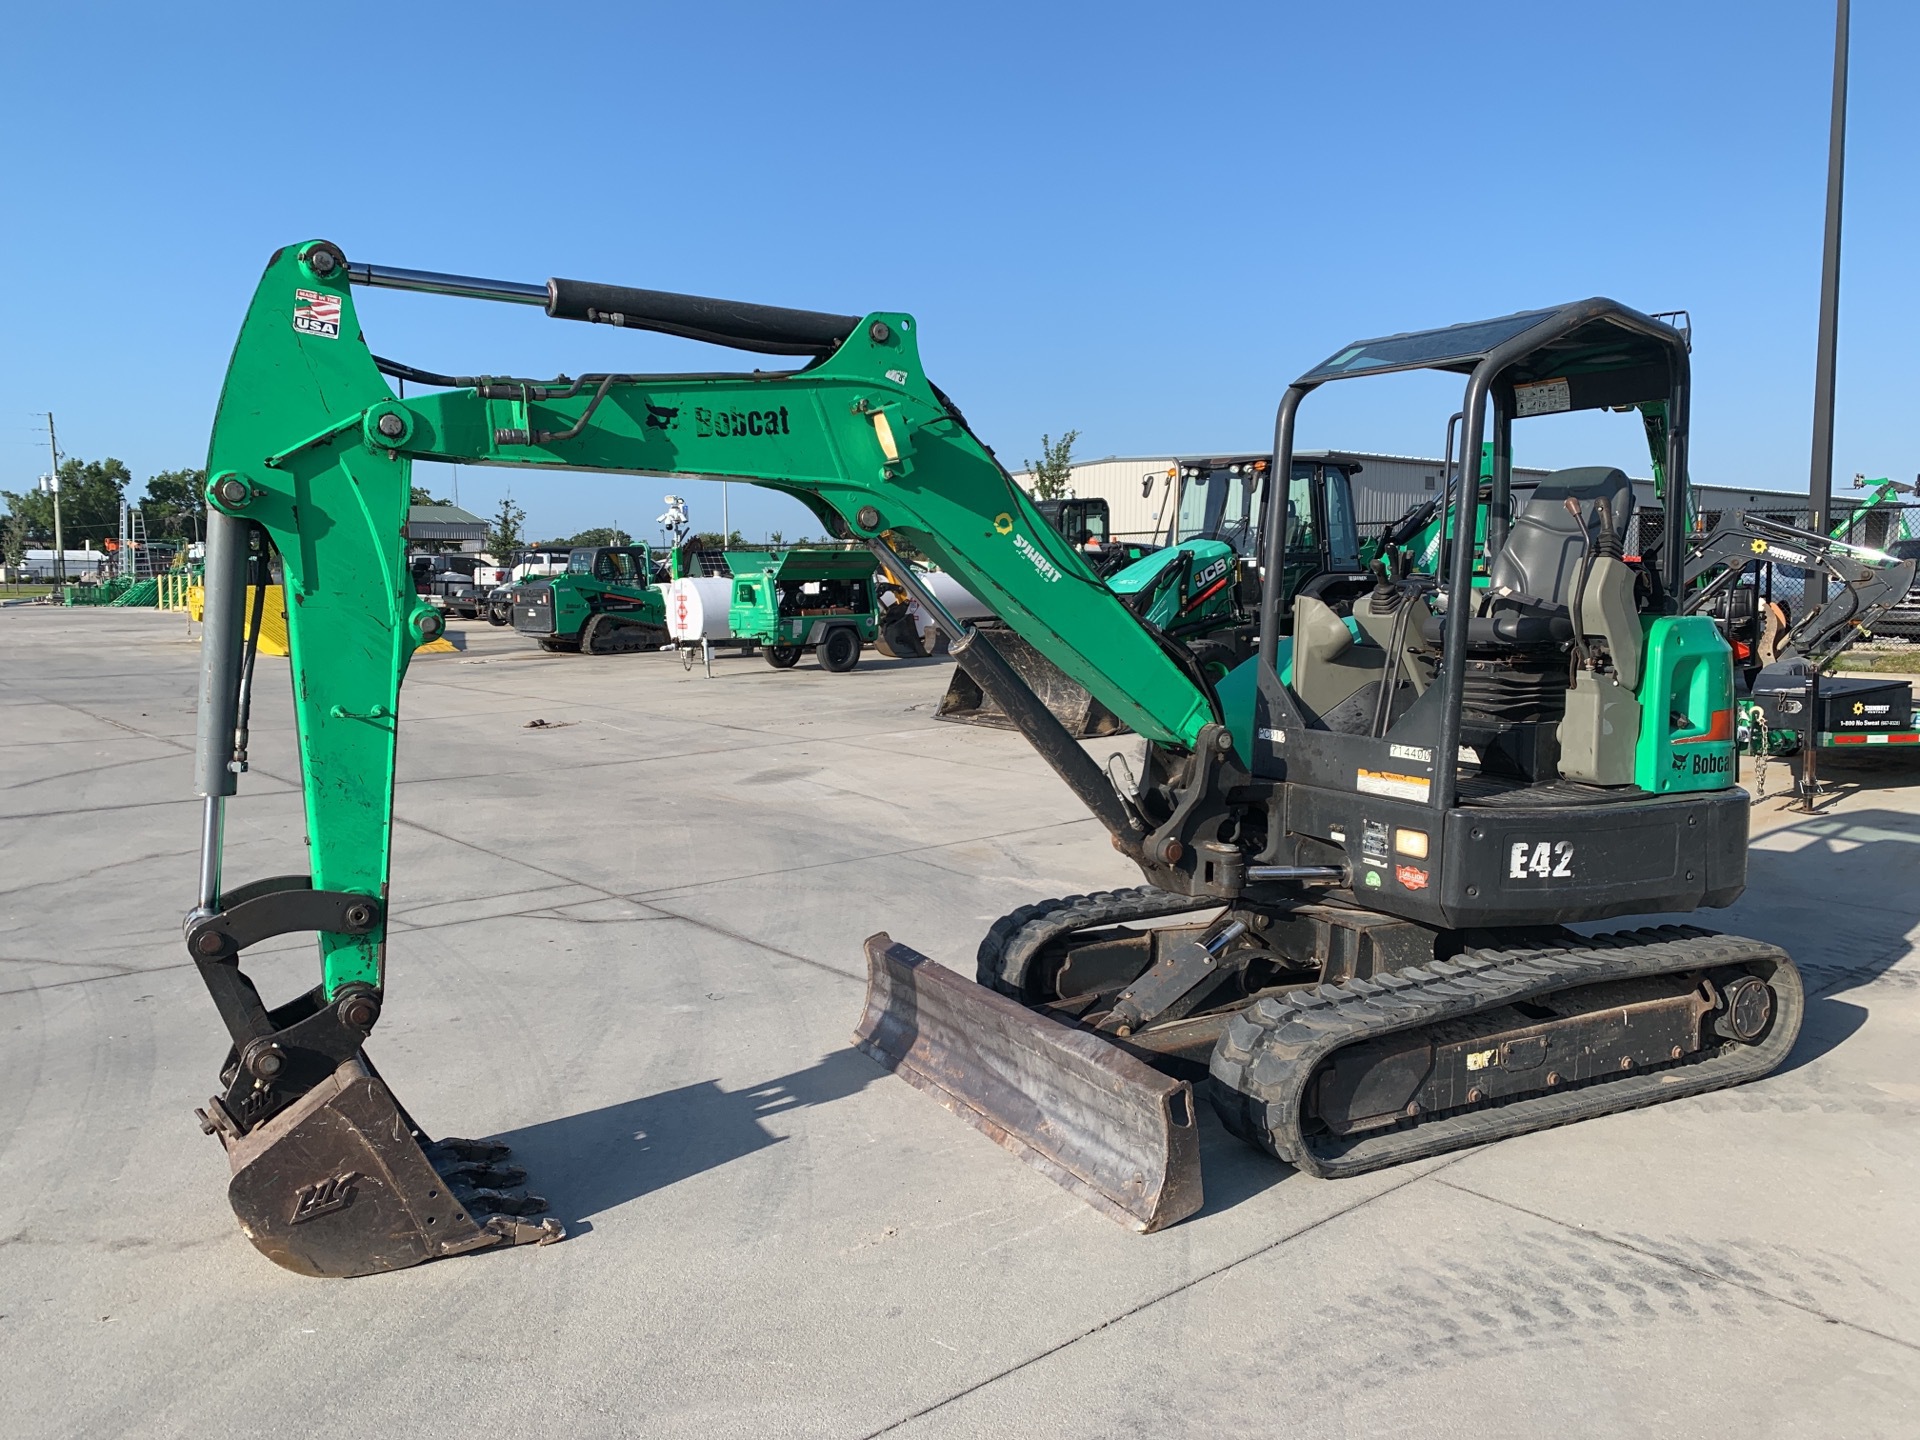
[1795, 0, 1849, 810]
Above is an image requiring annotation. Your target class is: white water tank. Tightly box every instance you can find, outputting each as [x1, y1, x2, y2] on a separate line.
[664, 578, 733, 642]
[918, 571, 989, 623]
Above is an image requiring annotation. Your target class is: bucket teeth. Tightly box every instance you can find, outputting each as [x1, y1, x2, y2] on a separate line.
[435, 1159, 529, 1189]
[433, 1141, 543, 1214]
[456, 1186, 551, 1218]
[485, 1215, 567, 1246]
[425, 1136, 513, 1164]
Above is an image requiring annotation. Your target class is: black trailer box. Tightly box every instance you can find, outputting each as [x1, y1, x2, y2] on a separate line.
[1751, 664, 1913, 734]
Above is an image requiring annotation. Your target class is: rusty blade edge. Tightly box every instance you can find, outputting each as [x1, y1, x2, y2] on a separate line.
[850, 1032, 1166, 1232]
[852, 932, 1202, 1234]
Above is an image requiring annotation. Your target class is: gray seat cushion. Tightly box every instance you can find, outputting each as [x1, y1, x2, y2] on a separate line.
[1487, 466, 1635, 609]
[1422, 609, 1574, 647]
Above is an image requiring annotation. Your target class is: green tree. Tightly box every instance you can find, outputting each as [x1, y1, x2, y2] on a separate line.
[487, 495, 528, 560]
[410, 485, 452, 507]
[2, 513, 26, 572]
[1024, 431, 1080, 501]
[565, 526, 632, 547]
[0, 456, 133, 548]
[768, 530, 784, 547]
[692, 530, 745, 550]
[140, 468, 207, 541]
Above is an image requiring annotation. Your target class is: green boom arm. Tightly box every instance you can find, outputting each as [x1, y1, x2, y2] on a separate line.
[199, 241, 1215, 999]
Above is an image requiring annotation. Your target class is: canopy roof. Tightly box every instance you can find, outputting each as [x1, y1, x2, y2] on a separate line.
[1296, 299, 1688, 412]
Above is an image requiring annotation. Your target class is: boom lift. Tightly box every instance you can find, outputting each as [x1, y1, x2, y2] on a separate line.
[190, 244, 1801, 1275]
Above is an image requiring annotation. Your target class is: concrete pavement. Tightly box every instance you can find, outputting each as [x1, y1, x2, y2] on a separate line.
[2, 607, 1916, 1438]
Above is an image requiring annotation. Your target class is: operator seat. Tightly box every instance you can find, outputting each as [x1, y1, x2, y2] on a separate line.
[1422, 467, 1636, 648]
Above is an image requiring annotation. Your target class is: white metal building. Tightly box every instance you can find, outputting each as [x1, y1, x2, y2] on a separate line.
[1007, 456, 1179, 540]
[1011, 452, 1903, 554]
[17, 548, 108, 580]
[1011, 451, 1568, 543]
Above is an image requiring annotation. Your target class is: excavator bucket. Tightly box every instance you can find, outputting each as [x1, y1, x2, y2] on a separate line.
[873, 610, 928, 659]
[935, 624, 1126, 738]
[853, 934, 1203, 1232]
[215, 1056, 562, 1278]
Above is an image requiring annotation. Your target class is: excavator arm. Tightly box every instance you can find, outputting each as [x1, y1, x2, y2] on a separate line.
[201, 242, 1216, 991]
[188, 241, 1221, 1272]
[1681, 514, 1915, 671]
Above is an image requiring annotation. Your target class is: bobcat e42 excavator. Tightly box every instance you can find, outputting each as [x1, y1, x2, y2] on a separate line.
[188, 242, 1801, 1276]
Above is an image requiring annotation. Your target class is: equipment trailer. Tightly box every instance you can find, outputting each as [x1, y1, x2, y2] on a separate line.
[187, 244, 1800, 1275]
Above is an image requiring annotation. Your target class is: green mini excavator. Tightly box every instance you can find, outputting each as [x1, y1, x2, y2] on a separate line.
[187, 243, 1801, 1276]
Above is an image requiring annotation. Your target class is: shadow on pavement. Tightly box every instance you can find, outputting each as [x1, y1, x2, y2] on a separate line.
[1739, 804, 1920, 1075]
[493, 1046, 883, 1229]
[1598, 802, 1918, 1087]
[497, 803, 1919, 1230]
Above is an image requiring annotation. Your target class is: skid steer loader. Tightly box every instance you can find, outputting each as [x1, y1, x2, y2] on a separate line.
[187, 244, 1799, 1275]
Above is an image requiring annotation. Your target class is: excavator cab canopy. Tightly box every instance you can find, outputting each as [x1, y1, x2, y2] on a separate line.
[1301, 303, 1684, 410]
[1280, 298, 1692, 603]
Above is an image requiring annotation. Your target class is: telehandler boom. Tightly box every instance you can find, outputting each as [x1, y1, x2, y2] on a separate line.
[189, 243, 1801, 1276]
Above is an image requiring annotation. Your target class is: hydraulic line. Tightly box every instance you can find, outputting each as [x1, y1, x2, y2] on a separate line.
[231, 548, 266, 776]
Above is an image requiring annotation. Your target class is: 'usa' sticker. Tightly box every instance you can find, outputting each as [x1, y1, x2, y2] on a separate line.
[293, 289, 341, 339]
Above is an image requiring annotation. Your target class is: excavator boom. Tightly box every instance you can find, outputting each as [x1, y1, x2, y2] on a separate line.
[188, 241, 1219, 1272]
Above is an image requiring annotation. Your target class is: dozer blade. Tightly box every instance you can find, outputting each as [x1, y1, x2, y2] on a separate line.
[935, 624, 1126, 738]
[853, 934, 1203, 1232]
[219, 1056, 563, 1278]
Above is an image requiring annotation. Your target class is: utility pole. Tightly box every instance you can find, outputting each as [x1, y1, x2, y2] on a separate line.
[1796, 0, 1849, 811]
[38, 412, 66, 584]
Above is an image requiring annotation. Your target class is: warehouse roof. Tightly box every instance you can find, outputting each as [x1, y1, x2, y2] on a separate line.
[404, 504, 488, 542]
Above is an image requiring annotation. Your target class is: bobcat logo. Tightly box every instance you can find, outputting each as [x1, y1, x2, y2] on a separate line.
[291, 1171, 361, 1224]
[645, 403, 680, 431]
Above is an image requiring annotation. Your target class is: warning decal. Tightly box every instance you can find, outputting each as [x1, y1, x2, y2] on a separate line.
[1356, 768, 1431, 802]
[1514, 377, 1570, 417]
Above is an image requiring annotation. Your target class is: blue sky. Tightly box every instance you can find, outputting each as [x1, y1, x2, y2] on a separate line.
[3, 2, 1912, 544]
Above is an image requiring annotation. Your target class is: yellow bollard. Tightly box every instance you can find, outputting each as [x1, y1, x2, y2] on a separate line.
[244, 585, 292, 657]
[190, 584, 454, 654]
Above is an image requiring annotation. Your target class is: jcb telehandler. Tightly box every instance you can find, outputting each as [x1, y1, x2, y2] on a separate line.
[187, 244, 1800, 1275]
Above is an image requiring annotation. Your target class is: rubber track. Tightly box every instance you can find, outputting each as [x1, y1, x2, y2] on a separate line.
[582, 614, 668, 655]
[1208, 925, 1804, 1179]
[976, 886, 1221, 1000]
